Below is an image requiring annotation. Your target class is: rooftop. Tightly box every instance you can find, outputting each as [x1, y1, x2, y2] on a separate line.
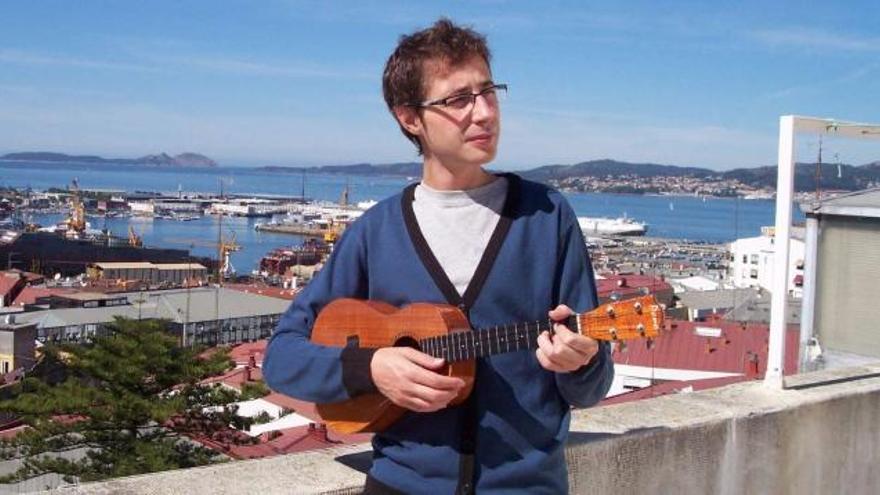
[595, 274, 672, 298]
[91, 262, 208, 270]
[0, 274, 23, 297]
[14, 287, 290, 328]
[612, 318, 800, 376]
[801, 187, 880, 218]
[676, 287, 760, 311]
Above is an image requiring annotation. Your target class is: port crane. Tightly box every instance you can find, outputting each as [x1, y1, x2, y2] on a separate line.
[64, 178, 87, 237]
[163, 231, 241, 282]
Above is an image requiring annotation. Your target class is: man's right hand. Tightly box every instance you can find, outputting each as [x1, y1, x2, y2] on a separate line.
[370, 347, 465, 413]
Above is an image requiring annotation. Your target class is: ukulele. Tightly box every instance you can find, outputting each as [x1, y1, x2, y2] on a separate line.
[311, 295, 663, 433]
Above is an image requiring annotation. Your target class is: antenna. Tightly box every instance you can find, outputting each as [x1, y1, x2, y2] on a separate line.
[815, 135, 823, 202]
[217, 178, 224, 283]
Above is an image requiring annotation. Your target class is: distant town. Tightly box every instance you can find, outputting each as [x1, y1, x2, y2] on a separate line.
[3, 152, 880, 198]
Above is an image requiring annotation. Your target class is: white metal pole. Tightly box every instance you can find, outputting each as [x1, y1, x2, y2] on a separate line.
[799, 215, 820, 372]
[766, 115, 796, 388]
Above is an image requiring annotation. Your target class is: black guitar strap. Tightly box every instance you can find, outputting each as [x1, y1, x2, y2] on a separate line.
[456, 384, 478, 495]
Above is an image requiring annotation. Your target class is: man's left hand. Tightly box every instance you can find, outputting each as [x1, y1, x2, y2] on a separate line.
[536, 304, 599, 373]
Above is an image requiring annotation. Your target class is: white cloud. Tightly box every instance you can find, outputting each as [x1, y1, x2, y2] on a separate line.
[764, 62, 879, 100]
[749, 28, 880, 53]
[142, 53, 374, 80]
[0, 49, 160, 73]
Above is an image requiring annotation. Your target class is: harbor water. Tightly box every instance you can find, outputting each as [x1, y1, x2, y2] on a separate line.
[1, 161, 804, 272]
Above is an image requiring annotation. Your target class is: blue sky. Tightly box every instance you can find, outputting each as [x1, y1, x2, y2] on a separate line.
[1, 1, 878, 170]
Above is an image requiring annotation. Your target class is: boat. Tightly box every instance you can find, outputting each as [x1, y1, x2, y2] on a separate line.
[258, 238, 331, 276]
[0, 230, 211, 277]
[577, 216, 647, 236]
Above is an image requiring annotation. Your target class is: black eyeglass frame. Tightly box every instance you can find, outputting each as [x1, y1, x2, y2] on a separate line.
[408, 83, 508, 110]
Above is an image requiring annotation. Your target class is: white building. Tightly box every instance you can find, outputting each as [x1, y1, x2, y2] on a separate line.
[729, 226, 805, 298]
[128, 200, 155, 215]
[800, 188, 880, 365]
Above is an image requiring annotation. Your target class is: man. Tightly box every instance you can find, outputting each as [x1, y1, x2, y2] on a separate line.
[263, 18, 613, 494]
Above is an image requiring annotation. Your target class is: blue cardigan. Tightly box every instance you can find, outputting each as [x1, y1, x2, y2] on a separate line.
[264, 174, 613, 494]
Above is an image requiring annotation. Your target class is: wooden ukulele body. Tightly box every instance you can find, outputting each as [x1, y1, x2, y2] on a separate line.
[310, 298, 475, 434]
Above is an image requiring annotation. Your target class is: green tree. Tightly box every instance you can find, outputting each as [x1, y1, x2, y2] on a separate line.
[0, 317, 256, 485]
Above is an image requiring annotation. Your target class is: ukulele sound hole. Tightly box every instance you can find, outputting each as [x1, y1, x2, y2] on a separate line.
[395, 336, 421, 352]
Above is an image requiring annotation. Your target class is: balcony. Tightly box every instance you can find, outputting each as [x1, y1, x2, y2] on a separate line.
[54, 362, 880, 494]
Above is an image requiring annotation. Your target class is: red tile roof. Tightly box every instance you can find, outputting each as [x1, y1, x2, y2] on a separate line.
[0, 274, 23, 298]
[227, 340, 268, 366]
[596, 274, 672, 298]
[194, 422, 363, 460]
[0, 424, 28, 440]
[612, 319, 800, 377]
[202, 365, 264, 388]
[10, 286, 76, 306]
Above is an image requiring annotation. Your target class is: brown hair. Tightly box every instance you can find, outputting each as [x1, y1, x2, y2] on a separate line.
[382, 18, 492, 155]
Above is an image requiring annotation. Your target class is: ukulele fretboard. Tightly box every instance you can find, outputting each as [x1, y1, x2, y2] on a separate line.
[417, 315, 578, 362]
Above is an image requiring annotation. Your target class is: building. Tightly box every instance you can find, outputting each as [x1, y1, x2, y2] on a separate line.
[0, 315, 36, 374]
[666, 275, 720, 293]
[675, 287, 759, 322]
[0, 272, 26, 308]
[595, 274, 674, 307]
[14, 287, 290, 346]
[87, 261, 208, 286]
[128, 200, 155, 216]
[800, 188, 880, 366]
[606, 318, 800, 401]
[728, 226, 805, 297]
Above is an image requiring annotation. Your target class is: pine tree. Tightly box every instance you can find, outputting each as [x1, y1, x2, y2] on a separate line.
[0, 317, 256, 484]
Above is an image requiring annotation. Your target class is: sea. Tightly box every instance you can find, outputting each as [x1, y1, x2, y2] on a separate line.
[0, 161, 805, 273]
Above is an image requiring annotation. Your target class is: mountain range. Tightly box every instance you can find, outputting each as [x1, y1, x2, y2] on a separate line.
[0, 151, 217, 168]
[260, 158, 880, 192]
[3, 152, 878, 192]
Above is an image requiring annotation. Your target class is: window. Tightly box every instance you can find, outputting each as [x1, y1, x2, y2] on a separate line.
[750, 254, 759, 265]
[742, 255, 747, 264]
[750, 269, 759, 279]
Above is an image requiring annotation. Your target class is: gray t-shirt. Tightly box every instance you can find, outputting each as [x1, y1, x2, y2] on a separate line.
[412, 177, 509, 296]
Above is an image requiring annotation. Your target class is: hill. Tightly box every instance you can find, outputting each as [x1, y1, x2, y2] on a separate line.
[0, 151, 218, 168]
[519, 159, 715, 182]
[722, 162, 880, 191]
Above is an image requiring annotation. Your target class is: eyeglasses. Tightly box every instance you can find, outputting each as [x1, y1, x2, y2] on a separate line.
[410, 83, 508, 113]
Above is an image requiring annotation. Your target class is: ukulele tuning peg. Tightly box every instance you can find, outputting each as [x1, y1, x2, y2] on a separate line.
[633, 302, 643, 314]
[636, 323, 645, 336]
[606, 306, 616, 318]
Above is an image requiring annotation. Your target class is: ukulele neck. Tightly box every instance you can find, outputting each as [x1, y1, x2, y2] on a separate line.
[417, 315, 578, 363]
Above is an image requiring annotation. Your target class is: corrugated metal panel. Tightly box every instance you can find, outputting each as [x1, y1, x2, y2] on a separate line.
[815, 215, 880, 357]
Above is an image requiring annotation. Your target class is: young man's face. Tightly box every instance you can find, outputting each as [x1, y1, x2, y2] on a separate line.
[399, 56, 501, 173]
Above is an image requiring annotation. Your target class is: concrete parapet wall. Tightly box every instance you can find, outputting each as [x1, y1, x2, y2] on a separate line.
[55, 364, 880, 495]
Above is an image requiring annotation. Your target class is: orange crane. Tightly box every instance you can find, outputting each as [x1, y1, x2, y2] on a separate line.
[65, 178, 87, 236]
[163, 231, 241, 282]
[128, 226, 143, 247]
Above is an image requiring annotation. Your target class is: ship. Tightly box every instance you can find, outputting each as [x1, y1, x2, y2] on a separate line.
[577, 216, 648, 236]
[258, 238, 331, 277]
[0, 230, 213, 277]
